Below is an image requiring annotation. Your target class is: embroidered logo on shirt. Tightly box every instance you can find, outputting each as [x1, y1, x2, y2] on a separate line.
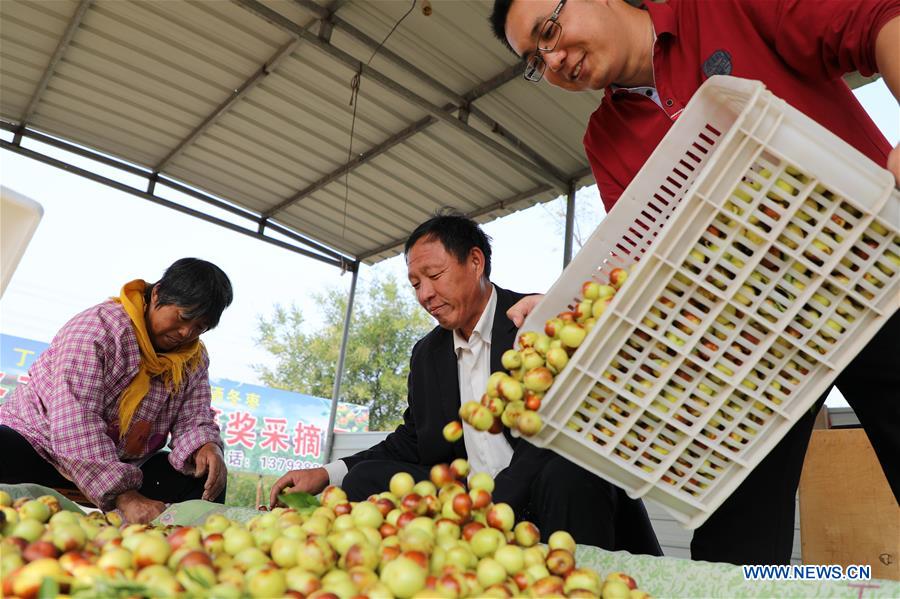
[703, 50, 733, 77]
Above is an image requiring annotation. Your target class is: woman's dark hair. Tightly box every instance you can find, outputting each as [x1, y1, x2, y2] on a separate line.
[404, 211, 493, 279]
[145, 258, 233, 329]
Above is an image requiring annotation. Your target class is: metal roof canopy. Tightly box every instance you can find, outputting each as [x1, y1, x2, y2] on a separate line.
[0, 0, 601, 271]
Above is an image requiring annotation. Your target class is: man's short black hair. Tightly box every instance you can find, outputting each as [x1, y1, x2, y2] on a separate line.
[491, 0, 645, 55]
[405, 211, 493, 279]
[146, 258, 233, 329]
[489, 0, 517, 54]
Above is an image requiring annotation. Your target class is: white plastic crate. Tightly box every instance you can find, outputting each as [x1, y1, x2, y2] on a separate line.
[519, 76, 899, 530]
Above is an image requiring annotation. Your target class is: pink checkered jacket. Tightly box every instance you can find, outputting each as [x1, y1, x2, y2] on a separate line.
[0, 300, 223, 510]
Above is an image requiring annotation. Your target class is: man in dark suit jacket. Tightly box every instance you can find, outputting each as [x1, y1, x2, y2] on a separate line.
[270, 213, 660, 553]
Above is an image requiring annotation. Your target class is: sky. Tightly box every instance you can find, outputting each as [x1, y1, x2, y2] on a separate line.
[1, 79, 897, 410]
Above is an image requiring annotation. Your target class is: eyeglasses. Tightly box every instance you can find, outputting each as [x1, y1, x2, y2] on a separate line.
[523, 0, 567, 83]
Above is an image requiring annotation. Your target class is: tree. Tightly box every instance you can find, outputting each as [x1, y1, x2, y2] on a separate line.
[539, 185, 607, 252]
[254, 274, 433, 431]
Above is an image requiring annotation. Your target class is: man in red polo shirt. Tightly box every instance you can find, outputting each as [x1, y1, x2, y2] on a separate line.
[490, 0, 899, 565]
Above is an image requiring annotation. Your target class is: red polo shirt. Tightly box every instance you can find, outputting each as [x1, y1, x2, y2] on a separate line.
[584, 0, 900, 212]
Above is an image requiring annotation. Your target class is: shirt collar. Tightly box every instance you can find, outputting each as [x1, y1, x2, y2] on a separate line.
[644, 0, 676, 39]
[453, 285, 496, 353]
[608, 1, 675, 97]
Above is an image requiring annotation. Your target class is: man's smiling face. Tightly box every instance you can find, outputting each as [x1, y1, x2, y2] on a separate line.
[505, 0, 628, 92]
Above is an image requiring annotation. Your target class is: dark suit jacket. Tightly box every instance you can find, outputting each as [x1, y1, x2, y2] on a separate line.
[337, 284, 663, 554]
[342, 285, 526, 470]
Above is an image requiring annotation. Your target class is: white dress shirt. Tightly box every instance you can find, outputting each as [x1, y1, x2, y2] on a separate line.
[453, 286, 515, 478]
[323, 285, 514, 485]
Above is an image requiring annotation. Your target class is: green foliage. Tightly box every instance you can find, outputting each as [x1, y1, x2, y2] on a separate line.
[254, 274, 432, 431]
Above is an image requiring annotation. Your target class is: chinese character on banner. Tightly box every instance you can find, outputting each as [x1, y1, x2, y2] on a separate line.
[260, 417, 291, 453]
[227, 389, 242, 406]
[13, 348, 35, 368]
[225, 449, 246, 468]
[246, 392, 261, 409]
[293, 422, 322, 458]
[16, 374, 30, 385]
[210, 386, 224, 403]
[224, 412, 257, 448]
[211, 406, 224, 427]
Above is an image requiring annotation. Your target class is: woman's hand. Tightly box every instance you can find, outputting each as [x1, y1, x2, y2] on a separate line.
[115, 490, 166, 524]
[506, 294, 544, 328]
[269, 468, 329, 508]
[193, 442, 227, 501]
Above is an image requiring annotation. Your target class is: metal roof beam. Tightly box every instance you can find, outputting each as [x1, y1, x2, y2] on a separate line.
[358, 182, 555, 262]
[290, 2, 567, 186]
[153, 37, 301, 172]
[295, 0, 464, 104]
[460, 63, 520, 101]
[468, 183, 554, 219]
[262, 64, 532, 217]
[261, 64, 534, 220]
[293, 0, 328, 19]
[571, 165, 594, 181]
[456, 66, 572, 184]
[1, 121, 351, 267]
[1, 121, 250, 225]
[262, 115, 437, 218]
[326, 0, 354, 16]
[235, 0, 568, 192]
[18, 0, 93, 128]
[357, 165, 597, 261]
[1, 138, 351, 269]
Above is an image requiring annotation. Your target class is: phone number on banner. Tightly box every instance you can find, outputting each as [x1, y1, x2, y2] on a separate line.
[259, 457, 321, 471]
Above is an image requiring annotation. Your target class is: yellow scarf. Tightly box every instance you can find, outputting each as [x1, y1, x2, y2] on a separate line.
[114, 280, 204, 434]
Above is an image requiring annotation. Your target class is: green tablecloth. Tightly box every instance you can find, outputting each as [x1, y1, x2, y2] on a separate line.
[2, 485, 897, 598]
[0, 482, 87, 513]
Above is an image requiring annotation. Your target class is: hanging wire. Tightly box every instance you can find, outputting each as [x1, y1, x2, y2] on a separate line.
[342, 0, 418, 238]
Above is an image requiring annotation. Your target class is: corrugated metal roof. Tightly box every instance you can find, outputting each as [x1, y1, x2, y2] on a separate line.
[0, 0, 601, 265]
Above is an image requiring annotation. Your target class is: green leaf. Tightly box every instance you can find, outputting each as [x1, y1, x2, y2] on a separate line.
[37, 577, 59, 599]
[71, 579, 155, 599]
[278, 490, 321, 513]
[183, 567, 215, 589]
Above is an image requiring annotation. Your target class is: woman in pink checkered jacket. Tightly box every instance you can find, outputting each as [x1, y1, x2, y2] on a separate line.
[0, 258, 233, 524]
